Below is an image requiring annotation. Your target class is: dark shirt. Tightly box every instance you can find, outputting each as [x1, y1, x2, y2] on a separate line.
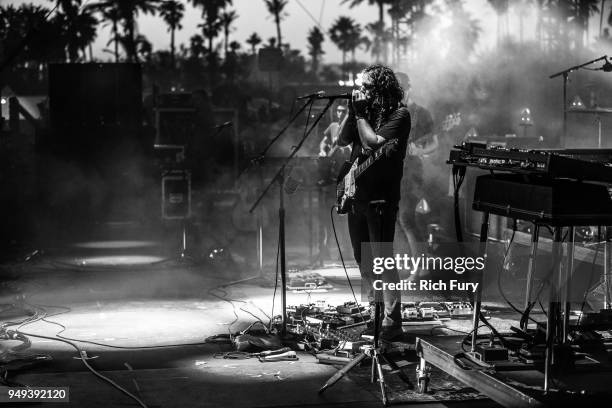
[349, 107, 411, 204]
[404, 103, 434, 187]
[407, 103, 434, 144]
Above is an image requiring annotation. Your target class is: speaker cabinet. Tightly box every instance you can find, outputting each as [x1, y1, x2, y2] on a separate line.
[47, 63, 142, 159]
[162, 170, 191, 220]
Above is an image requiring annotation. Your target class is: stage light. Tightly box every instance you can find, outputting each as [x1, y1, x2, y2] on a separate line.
[464, 127, 478, 140]
[338, 80, 345, 86]
[570, 95, 584, 109]
[209, 247, 225, 259]
[519, 108, 533, 125]
[354, 73, 363, 87]
[519, 108, 533, 137]
[0, 98, 6, 104]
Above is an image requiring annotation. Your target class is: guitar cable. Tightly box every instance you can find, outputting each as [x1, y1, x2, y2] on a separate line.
[329, 205, 365, 320]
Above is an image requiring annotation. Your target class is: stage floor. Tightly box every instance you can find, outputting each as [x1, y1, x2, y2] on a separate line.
[0, 233, 523, 408]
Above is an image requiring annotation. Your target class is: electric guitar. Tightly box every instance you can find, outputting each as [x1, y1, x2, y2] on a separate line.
[335, 139, 398, 214]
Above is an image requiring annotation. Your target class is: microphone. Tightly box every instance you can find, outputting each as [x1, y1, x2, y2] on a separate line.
[296, 91, 325, 100]
[213, 121, 233, 129]
[602, 59, 612, 72]
[316, 92, 352, 100]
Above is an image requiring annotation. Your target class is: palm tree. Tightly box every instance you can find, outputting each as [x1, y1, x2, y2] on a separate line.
[117, 0, 160, 62]
[56, 0, 98, 62]
[189, 34, 205, 58]
[444, 2, 481, 60]
[246, 32, 262, 54]
[573, 0, 600, 47]
[487, 0, 509, 47]
[220, 9, 238, 57]
[0, 4, 65, 67]
[347, 23, 369, 66]
[159, 0, 184, 68]
[307, 26, 324, 75]
[343, 0, 390, 62]
[263, 0, 288, 49]
[600, 0, 607, 36]
[191, 0, 232, 84]
[329, 16, 357, 77]
[88, 0, 159, 62]
[513, 0, 530, 43]
[87, 1, 121, 61]
[366, 21, 385, 62]
[191, 0, 232, 56]
[229, 40, 241, 53]
[343, 0, 388, 29]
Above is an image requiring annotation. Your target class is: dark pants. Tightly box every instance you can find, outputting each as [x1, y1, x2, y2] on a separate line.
[348, 200, 402, 329]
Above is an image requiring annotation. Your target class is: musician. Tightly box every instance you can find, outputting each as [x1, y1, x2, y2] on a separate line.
[395, 73, 437, 250]
[337, 65, 410, 341]
[319, 103, 349, 157]
[317, 103, 351, 263]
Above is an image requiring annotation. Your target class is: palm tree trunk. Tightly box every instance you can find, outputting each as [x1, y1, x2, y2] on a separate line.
[208, 34, 214, 86]
[171, 27, 176, 69]
[275, 14, 282, 48]
[342, 51, 346, 78]
[392, 16, 399, 66]
[113, 20, 119, 62]
[600, 0, 606, 36]
[225, 28, 229, 57]
[128, 19, 135, 62]
[89, 44, 93, 61]
[497, 14, 500, 48]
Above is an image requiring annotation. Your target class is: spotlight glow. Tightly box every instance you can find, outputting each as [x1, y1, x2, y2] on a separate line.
[67, 255, 167, 266]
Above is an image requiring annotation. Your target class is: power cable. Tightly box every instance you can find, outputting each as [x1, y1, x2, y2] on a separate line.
[3, 304, 148, 408]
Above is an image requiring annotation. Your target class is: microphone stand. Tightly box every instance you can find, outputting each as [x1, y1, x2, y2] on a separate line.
[228, 97, 318, 287]
[549, 55, 608, 147]
[237, 97, 315, 179]
[249, 97, 335, 336]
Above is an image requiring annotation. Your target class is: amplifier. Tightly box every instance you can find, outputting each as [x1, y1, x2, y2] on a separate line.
[162, 170, 191, 219]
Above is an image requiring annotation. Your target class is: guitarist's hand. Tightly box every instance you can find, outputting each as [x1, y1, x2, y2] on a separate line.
[352, 89, 368, 118]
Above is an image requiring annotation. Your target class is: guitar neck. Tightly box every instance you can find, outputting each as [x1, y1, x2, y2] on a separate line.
[354, 144, 389, 178]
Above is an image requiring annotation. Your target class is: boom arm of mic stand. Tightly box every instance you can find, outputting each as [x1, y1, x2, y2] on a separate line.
[549, 55, 607, 147]
[248, 98, 334, 214]
[549, 55, 608, 78]
[237, 97, 315, 180]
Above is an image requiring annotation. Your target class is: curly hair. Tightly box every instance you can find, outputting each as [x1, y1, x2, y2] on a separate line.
[361, 65, 404, 130]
